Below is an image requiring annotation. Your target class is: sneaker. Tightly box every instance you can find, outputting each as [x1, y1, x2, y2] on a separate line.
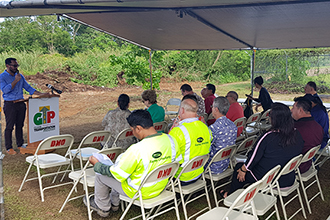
[7, 148, 16, 155]
[111, 203, 119, 212]
[83, 195, 110, 217]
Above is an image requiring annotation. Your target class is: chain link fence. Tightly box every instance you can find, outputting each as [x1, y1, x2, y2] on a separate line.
[254, 53, 330, 83]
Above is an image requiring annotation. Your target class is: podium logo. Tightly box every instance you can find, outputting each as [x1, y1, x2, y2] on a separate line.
[33, 106, 56, 132]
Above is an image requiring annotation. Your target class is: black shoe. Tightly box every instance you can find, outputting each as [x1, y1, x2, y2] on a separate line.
[83, 195, 110, 217]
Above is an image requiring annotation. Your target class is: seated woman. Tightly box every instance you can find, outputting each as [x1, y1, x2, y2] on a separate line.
[102, 94, 135, 150]
[221, 102, 304, 197]
[247, 76, 273, 114]
[141, 89, 165, 123]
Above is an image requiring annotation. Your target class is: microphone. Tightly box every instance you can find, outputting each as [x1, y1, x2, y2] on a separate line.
[46, 84, 62, 94]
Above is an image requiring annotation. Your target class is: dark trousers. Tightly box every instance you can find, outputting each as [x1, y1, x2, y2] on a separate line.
[229, 163, 257, 195]
[4, 101, 26, 150]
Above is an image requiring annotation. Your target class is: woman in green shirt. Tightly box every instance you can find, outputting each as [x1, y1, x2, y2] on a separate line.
[141, 89, 165, 123]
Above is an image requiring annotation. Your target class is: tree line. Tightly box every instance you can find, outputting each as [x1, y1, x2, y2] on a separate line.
[1, 16, 329, 89]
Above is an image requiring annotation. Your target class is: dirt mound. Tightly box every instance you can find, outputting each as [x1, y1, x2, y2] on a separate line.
[25, 70, 114, 93]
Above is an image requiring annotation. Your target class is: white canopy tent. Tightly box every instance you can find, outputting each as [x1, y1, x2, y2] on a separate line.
[1, 0, 329, 89]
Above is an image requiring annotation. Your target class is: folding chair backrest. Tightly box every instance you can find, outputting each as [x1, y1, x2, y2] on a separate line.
[206, 145, 236, 169]
[246, 112, 261, 125]
[260, 109, 271, 121]
[165, 98, 181, 112]
[166, 98, 181, 107]
[112, 128, 134, 147]
[234, 117, 246, 130]
[272, 154, 302, 186]
[154, 121, 167, 133]
[140, 162, 180, 187]
[235, 135, 257, 154]
[300, 145, 321, 164]
[178, 154, 209, 176]
[78, 130, 111, 146]
[260, 165, 281, 190]
[37, 134, 74, 152]
[98, 147, 123, 162]
[226, 179, 263, 211]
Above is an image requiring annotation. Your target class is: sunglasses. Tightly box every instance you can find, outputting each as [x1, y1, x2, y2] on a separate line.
[9, 64, 19, 68]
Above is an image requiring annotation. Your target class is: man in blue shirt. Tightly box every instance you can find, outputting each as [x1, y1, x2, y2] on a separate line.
[0, 58, 49, 155]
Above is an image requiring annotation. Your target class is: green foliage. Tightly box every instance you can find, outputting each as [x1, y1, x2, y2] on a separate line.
[163, 50, 250, 83]
[108, 45, 163, 89]
[65, 49, 118, 87]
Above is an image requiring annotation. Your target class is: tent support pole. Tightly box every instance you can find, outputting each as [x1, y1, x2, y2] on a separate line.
[148, 49, 153, 90]
[251, 49, 256, 96]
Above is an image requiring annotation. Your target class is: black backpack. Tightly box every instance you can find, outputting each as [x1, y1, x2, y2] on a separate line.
[244, 98, 254, 119]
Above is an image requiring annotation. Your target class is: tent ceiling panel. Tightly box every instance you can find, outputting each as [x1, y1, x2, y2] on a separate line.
[68, 10, 246, 50]
[192, 1, 330, 49]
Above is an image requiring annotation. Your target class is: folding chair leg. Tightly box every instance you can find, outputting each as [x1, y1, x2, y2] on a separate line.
[18, 162, 33, 192]
[277, 193, 288, 220]
[119, 199, 135, 220]
[180, 192, 189, 220]
[139, 194, 147, 220]
[316, 176, 325, 201]
[52, 165, 63, 184]
[204, 184, 211, 211]
[59, 178, 81, 213]
[36, 166, 45, 202]
[297, 188, 307, 219]
[210, 179, 219, 207]
[82, 174, 93, 220]
[299, 179, 312, 214]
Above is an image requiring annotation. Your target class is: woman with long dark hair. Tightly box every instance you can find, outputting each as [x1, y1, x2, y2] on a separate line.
[102, 94, 135, 150]
[221, 103, 304, 197]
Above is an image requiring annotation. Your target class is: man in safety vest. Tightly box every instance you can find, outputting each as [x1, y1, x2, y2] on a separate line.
[84, 110, 180, 217]
[169, 97, 212, 185]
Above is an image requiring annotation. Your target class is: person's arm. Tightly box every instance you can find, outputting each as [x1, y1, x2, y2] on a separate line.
[204, 97, 212, 114]
[11, 73, 21, 89]
[89, 155, 114, 177]
[244, 134, 268, 171]
[0, 73, 18, 94]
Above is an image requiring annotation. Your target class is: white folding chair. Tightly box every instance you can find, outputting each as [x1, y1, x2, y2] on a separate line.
[204, 145, 236, 206]
[165, 98, 181, 119]
[315, 141, 330, 168]
[154, 121, 168, 133]
[257, 109, 272, 133]
[119, 162, 180, 220]
[296, 145, 324, 214]
[232, 135, 257, 166]
[234, 117, 247, 142]
[18, 134, 74, 202]
[70, 130, 111, 170]
[224, 165, 281, 220]
[245, 112, 261, 137]
[174, 154, 211, 220]
[112, 128, 135, 148]
[196, 179, 263, 220]
[272, 154, 306, 220]
[59, 147, 123, 220]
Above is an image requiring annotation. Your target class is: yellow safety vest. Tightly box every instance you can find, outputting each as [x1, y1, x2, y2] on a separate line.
[110, 133, 180, 199]
[169, 118, 212, 182]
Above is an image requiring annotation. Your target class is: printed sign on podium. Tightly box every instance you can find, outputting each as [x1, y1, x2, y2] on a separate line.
[28, 97, 60, 142]
[20, 96, 60, 154]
